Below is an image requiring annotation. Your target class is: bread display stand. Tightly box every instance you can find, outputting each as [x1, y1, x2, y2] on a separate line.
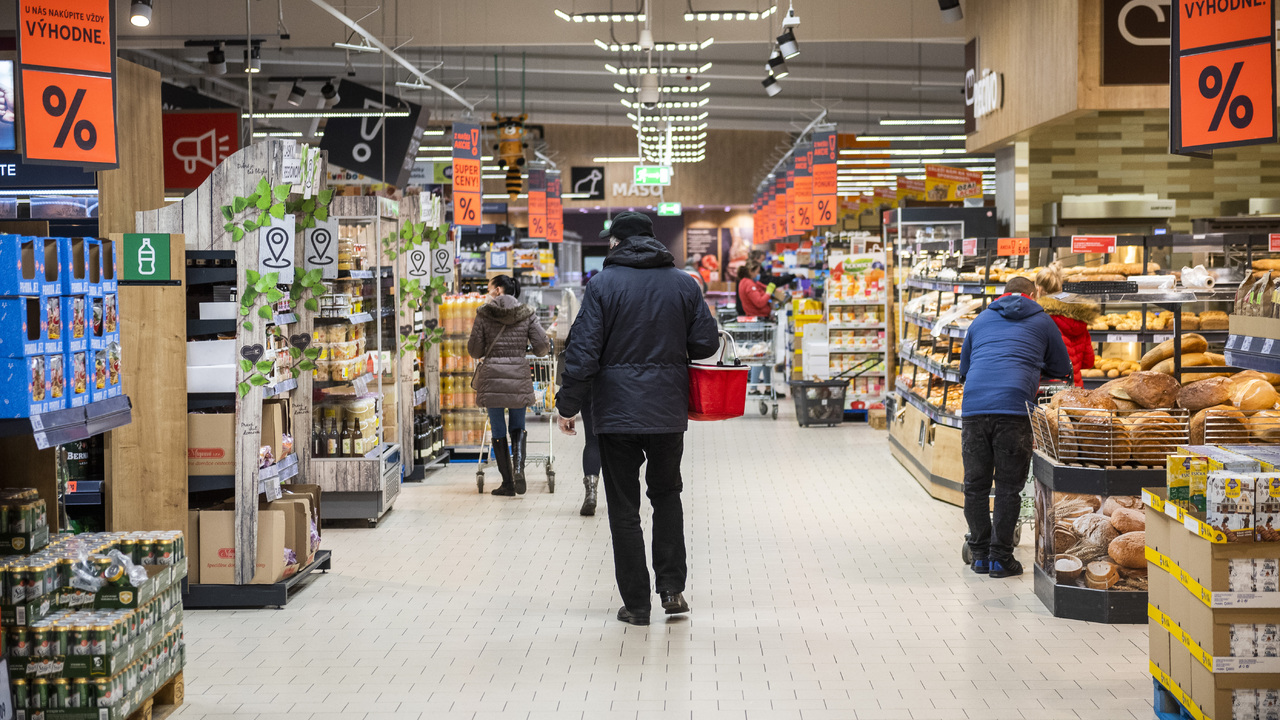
[305, 196, 404, 526]
[137, 140, 332, 607]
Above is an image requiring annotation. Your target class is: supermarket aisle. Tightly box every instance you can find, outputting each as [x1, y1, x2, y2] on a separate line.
[176, 409, 1151, 720]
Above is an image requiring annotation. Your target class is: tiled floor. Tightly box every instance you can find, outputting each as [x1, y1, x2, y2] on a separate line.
[177, 407, 1152, 720]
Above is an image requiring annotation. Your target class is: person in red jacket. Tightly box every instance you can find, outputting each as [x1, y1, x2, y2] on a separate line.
[736, 263, 774, 318]
[1035, 264, 1099, 387]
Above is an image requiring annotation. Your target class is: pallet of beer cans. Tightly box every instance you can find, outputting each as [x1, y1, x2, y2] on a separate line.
[0, 489, 50, 555]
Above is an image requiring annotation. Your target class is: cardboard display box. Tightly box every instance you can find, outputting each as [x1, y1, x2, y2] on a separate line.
[0, 297, 47, 357]
[196, 507, 286, 585]
[188, 412, 234, 477]
[0, 235, 41, 297]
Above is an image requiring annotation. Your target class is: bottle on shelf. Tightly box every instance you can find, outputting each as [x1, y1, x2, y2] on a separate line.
[324, 418, 339, 458]
[340, 418, 353, 457]
[313, 414, 325, 458]
[352, 418, 365, 457]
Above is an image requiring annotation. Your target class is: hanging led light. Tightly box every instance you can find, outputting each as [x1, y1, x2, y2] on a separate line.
[762, 74, 781, 97]
[766, 48, 789, 78]
[776, 29, 799, 59]
[129, 0, 152, 27]
[243, 46, 261, 74]
[682, 5, 776, 21]
[321, 80, 340, 106]
[287, 83, 307, 107]
[207, 45, 227, 76]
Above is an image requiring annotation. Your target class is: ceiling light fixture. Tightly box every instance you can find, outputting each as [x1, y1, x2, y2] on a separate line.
[776, 28, 799, 59]
[207, 46, 227, 75]
[242, 109, 411, 119]
[852, 134, 968, 142]
[596, 37, 715, 52]
[683, 5, 776, 21]
[628, 112, 709, 123]
[605, 63, 714, 75]
[555, 8, 646, 22]
[287, 83, 307, 106]
[592, 156, 643, 163]
[615, 82, 711, 94]
[879, 118, 964, 126]
[762, 74, 781, 97]
[129, 0, 152, 27]
[321, 80, 340, 105]
[938, 0, 963, 23]
[243, 46, 261, 74]
[333, 40, 381, 54]
[766, 48, 789, 78]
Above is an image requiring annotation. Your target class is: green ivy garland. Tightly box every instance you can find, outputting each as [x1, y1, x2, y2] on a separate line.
[381, 221, 450, 356]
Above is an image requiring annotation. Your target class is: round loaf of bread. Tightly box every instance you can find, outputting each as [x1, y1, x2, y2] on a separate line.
[1111, 506, 1146, 534]
[1249, 408, 1280, 442]
[1124, 410, 1180, 465]
[1232, 378, 1279, 411]
[1101, 495, 1143, 516]
[1116, 371, 1180, 409]
[1177, 376, 1233, 413]
[1108, 531, 1147, 569]
[1190, 405, 1247, 445]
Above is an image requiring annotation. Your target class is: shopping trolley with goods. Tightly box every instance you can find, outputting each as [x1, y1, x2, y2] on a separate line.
[476, 354, 558, 493]
[721, 320, 779, 419]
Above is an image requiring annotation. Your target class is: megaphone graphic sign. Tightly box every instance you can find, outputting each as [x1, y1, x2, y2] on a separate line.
[162, 111, 241, 190]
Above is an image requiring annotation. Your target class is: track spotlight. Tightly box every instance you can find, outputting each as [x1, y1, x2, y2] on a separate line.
[938, 0, 962, 23]
[767, 48, 789, 79]
[776, 29, 799, 59]
[129, 0, 152, 27]
[287, 83, 306, 107]
[243, 46, 261, 74]
[321, 80, 340, 106]
[762, 74, 781, 97]
[207, 46, 226, 76]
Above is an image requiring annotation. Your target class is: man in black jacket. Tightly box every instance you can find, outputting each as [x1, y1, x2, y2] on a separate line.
[557, 212, 720, 626]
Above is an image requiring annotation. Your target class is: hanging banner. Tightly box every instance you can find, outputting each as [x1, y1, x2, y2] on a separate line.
[812, 127, 837, 227]
[527, 164, 547, 240]
[1170, 0, 1276, 155]
[162, 110, 239, 190]
[896, 177, 926, 203]
[318, 81, 428, 186]
[16, 0, 118, 169]
[790, 142, 814, 232]
[451, 121, 482, 227]
[546, 170, 563, 243]
[924, 165, 984, 201]
[783, 160, 795, 237]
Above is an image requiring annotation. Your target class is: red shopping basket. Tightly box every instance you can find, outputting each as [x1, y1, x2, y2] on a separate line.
[688, 330, 748, 421]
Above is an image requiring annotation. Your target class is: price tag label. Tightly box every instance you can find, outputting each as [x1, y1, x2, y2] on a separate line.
[1226, 335, 1238, 350]
[1270, 234, 1280, 252]
[996, 237, 1029, 256]
[1070, 235, 1118, 254]
[353, 373, 370, 395]
[1107, 334, 1139, 343]
[985, 286, 1000, 295]
[66, 481, 77, 494]
[962, 238, 977, 256]
[1153, 334, 1173, 343]
[1264, 338, 1276, 355]
[33, 432, 48, 450]
[29, 414, 44, 432]
[1243, 336, 1255, 351]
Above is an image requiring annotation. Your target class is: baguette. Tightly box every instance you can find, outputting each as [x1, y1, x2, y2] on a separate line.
[1139, 333, 1208, 370]
[1151, 352, 1217, 376]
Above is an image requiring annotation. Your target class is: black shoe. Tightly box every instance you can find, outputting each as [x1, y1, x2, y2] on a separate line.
[660, 592, 690, 615]
[490, 438, 516, 497]
[988, 558, 1023, 578]
[509, 429, 527, 495]
[617, 606, 650, 626]
[580, 475, 599, 516]
[971, 558, 990, 574]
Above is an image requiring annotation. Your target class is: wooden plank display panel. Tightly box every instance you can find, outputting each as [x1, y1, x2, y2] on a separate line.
[395, 196, 418, 470]
[136, 140, 291, 584]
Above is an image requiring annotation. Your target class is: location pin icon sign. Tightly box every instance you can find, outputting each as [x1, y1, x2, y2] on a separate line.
[264, 227, 289, 268]
[410, 249, 427, 276]
[309, 228, 333, 265]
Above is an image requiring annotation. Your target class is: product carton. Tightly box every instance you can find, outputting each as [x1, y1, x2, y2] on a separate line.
[196, 508, 286, 585]
[0, 355, 64, 418]
[89, 294, 120, 351]
[1150, 615, 1172, 676]
[60, 295, 88, 354]
[37, 237, 59, 297]
[0, 297, 47, 357]
[84, 237, 103, 298]
[99, 236, 117, 293]
[66, 350, 90, 408]
[1172, 446, 1261, 513]
[89, 342, 122, 403]
[56, 237, 90, 296]
[274, 493, 317, 564]
[261, 496, 310, 573]
[188, 413, 234, 476]
[0, 235, 40, 296]
[187, 510, 201, 584]
[1207, 472, 1258, 543]
[261, 399, 286, 463]
[1257, 476, 1280, 542]
[1189, 656, 1280, 720]
[284, 483, 322, 551]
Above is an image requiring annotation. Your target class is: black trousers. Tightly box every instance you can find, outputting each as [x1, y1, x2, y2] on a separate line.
[597, 432, 686, 612]
[961, 414, 1033, 563]
[581, 400, 601, 477]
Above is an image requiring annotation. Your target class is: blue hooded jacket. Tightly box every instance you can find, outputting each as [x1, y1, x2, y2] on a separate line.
[958, 294, 1073, 416]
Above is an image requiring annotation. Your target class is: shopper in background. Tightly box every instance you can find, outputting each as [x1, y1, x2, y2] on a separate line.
[553, 288, 601, 516]
[736, 262, 774, 318]
[958, 275, 1072, 579]
[1034, 263, 1098, 387]
[683, 258, 708, 295]
[469, 274, 551, 497]
[749, 249, 796, 290]
[556, 211, 720, 626]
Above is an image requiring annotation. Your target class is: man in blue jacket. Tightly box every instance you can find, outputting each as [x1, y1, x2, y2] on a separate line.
[958, 276, 1072, 578]
[557, 212, 720, 625]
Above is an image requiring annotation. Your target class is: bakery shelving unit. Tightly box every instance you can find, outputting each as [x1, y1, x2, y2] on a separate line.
[136, 140, 332, 605]
[305, 195, 404, 525]
[824, 251, 889, 412]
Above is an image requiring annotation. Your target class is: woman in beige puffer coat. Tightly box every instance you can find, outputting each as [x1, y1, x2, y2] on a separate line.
[469, 275, 551, 496]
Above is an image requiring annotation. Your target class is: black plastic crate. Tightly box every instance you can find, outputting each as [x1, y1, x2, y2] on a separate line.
[790, 380, 847, 427]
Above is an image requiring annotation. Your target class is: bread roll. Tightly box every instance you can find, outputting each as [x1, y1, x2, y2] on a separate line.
[1124, 411, 1180, 465]
[1112, 371, 1180, 409]
[1231, 377, 1280, 411]
[1200, 311, 1229, 330]
[1179, 371, 1232, 385]
[1140, 334, 1208, 370]
[1177, 376, 1233, 413]
[1253, 259, 1280, 271]
[1249, 408, 1280, 441]
[1191, 405, 1247, 444]
[1102, 495, 1143, 516]
[1076, 274, 1128, 282]
[1152, 352, 1217, 376]
[1111, 507, 1146, 534]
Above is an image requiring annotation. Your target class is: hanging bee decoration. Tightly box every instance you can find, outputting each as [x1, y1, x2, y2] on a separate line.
[492, 113, 529, 200]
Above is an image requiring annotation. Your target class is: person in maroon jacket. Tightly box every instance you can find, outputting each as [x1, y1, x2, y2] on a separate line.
[1035, 264, 1099, 387]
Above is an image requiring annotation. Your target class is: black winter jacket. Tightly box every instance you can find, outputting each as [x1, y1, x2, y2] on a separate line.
[557, 235, 720, 434]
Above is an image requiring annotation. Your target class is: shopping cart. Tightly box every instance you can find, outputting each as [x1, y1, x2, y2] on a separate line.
[722, 320, 778, 420]
[476, 354, 557, 493]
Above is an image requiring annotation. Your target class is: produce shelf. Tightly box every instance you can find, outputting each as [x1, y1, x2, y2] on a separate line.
[905, 277, 1005, 295]
[1088, 329, 1228, 343]
[894, 380, 962, 428]
[898, 351, 962, 383]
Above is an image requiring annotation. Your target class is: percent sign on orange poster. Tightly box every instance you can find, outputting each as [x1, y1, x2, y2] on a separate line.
[1171, 0, 1276, 154]
[20, 70, 118, 167]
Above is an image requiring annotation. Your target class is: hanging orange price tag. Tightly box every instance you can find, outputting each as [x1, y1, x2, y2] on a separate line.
[996, 237, 1029, 256]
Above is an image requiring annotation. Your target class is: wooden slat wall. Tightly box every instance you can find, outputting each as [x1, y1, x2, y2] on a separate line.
[1076, 0, 1169, 112]
[94, 60, 188, 537]
[964, 0, 1083, 154]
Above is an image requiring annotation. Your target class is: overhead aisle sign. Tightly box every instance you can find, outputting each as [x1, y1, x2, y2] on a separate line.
[790, 142, 814, 232]
[812, 127, 837, 227]
[546, 170, 563, 243]
[1170, 0, 1276, 155]
[527, 164, 547, 241]
[16, 0, 118, 168]
[451, 122, 482, 227]
[924, 165, 983, 201]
